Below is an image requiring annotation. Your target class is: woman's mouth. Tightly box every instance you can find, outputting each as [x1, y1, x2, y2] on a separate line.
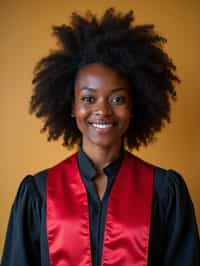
[88, 122, 116, 133]
[92, 123, 113, 129]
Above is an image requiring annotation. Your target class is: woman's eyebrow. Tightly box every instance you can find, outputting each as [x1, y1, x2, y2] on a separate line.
[111, 87, 128, 93]
[80, 87, 96, 92]
[80, 87, 128, 92]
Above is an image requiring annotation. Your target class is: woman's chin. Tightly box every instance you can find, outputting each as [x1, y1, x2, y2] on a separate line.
[85, 135, 122, 149]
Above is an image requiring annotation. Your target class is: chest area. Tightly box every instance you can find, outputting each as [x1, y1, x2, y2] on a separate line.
[92, 174, 108, 200]
[46, 153, 154, 266]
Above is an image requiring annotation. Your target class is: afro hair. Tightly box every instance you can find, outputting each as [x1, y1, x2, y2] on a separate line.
[30, 8, 180, 149]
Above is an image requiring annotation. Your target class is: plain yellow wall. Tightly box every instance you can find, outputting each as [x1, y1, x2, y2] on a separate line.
[1, 0, 200, 255]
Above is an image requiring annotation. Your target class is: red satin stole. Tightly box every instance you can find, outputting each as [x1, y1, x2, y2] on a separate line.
[47, 151, 154, 266]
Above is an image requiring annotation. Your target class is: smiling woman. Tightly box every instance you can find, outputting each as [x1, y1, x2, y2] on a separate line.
[1, 7, 200, 266]
[73, 63, 132, 153]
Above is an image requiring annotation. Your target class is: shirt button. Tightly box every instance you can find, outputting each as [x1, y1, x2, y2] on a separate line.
[95, 205, 101, 213]
[94, 247, 97, 254]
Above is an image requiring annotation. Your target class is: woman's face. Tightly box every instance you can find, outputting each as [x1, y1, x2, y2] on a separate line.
[73, 63, 132, 149]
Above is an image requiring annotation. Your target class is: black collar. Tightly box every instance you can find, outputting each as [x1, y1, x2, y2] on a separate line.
[77, 147, 124, 181]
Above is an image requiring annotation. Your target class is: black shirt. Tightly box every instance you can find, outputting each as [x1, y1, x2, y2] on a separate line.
[1, 150, 200, 266]
[77, 148, 124, 266]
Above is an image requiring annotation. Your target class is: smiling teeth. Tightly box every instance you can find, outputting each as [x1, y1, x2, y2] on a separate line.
[92, 123, 112, 129]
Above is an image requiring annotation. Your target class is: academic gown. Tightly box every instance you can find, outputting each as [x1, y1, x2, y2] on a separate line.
[1, 151, 200, 266]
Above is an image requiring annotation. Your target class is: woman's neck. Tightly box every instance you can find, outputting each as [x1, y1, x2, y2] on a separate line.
[82, 141, 122, 173]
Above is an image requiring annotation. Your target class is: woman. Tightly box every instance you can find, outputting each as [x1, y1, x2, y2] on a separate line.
[1, 8, 200, 266]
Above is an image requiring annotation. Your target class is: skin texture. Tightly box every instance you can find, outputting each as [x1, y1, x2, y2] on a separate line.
[73, 63, 132, 198]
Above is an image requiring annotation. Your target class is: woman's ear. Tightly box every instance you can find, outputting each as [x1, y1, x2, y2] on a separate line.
[70, 113, 75, 117]
[70, 102, 75, 117]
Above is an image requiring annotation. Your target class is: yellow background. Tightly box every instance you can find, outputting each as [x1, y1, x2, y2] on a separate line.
[1, 0, 200, 255]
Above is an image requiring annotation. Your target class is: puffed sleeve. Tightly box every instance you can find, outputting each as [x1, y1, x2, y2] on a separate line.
[1, 175, 42, 266]
[160, 170, 200, 266]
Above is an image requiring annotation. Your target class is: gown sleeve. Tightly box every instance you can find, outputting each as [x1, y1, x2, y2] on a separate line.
[160, 170, 200, 266]
[1, 175, 42, 266]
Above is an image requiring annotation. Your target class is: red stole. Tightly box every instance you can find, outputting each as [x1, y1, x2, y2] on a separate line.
[47, 151, 154, 266]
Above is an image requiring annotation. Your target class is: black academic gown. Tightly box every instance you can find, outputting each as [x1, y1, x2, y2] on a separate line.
[1, 154, 200, 266]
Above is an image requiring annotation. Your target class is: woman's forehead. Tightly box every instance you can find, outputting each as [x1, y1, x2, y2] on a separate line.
[75, 63, 130, 89]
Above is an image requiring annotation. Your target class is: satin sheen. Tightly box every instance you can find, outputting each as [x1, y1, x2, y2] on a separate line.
[47, 152, 154, 266]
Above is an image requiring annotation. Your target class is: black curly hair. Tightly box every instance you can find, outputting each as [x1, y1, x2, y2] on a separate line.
[30, 8, 180, 150]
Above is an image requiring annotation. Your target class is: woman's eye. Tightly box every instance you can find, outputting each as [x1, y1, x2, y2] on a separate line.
[111, 96, 126, 104]
[81, 96, 95, 103]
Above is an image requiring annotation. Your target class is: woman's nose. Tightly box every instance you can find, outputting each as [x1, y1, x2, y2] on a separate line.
[94, 100, 113, 116]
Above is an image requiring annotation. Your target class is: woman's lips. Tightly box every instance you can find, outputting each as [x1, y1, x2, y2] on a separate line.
[92, 123, 113, 129]
[88, 122, 116, 133]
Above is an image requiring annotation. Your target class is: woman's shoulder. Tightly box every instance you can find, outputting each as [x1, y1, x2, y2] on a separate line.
[14, 169, 48, 207]
[154, 167, 190, 197]
[127, 152, 189, 195]
[152, 166, 194, 216]
[16, 153, 78, 203]
[127, 152, 192, 205]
